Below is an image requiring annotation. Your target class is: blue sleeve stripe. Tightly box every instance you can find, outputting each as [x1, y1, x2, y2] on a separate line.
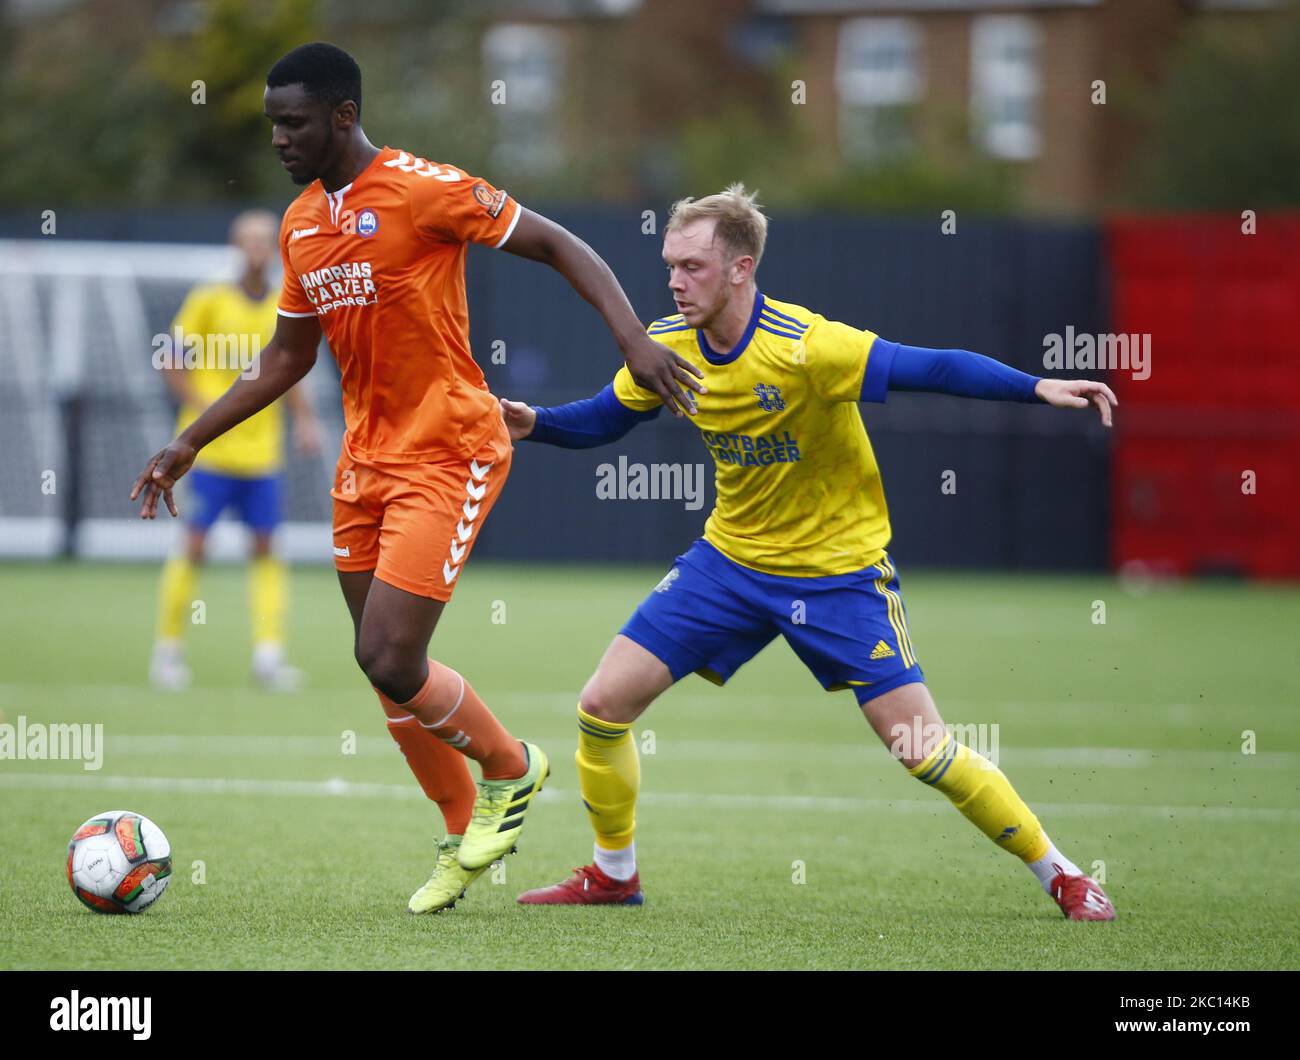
[760, 304, 810, 330]
[759, 312, 808, 335]
[648, 323, 691, 335]
[651, 314, 684, 325]
[756, 322, 805, 341]
[759, 317, 806, 332]
[860, 337, 898, 403]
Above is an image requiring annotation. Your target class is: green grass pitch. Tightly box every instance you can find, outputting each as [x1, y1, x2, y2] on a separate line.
[1, 559, 1297, 970]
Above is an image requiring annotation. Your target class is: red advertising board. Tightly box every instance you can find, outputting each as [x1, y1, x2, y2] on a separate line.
[1106, 215, 1300, 578]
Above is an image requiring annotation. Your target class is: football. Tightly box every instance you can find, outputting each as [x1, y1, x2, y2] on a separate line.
[66, 810, 172, 915]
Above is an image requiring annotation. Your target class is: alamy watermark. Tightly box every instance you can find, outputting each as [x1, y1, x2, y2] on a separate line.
[50, 992, 150, 1039]
[151, 327, 263, 379]
[890, 717, 1000, 769]
[0, 715, 103, 770]
[1043, 327, 1150, 381]
[596, 456, 705, 511]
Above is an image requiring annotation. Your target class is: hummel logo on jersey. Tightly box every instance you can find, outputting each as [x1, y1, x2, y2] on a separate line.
[443, 459, 493, 585]
[869, 639, 896, 660]
[753, 383, 786, 412]
[383, 151, 461, 182]
[290, 225, 320, 241]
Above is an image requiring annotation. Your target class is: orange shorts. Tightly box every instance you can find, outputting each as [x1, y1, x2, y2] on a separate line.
[330, 426, 512, 601]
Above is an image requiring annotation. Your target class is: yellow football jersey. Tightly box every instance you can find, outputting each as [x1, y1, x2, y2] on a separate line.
[612, 293, 891, 577]
[169, 282, 283, 477]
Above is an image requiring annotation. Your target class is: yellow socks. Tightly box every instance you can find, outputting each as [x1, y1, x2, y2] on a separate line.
[159, 554, 285, 645]
[156, 555, 196, 641]
[250, 555, 287, 647]
[908, 732, 1050, 863]
[575, 706, 640, 856]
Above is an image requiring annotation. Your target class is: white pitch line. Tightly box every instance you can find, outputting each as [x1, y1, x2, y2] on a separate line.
[0, 682, 1264, 718]
[59, 733, 1300, 772]
[610, 742, 1300, 771]
[1, 772, 1297, 823]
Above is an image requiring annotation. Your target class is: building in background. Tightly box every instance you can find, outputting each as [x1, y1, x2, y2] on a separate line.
[460, 0, 1294, 212]
[3, 0, 1296, 213]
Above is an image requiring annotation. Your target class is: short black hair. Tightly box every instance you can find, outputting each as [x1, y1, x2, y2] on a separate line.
[267, 42, 362, 118]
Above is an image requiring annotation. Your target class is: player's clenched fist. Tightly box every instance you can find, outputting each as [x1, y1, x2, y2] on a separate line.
[130, 440, 197, 519]
[1033, 378, 1119, 428]
[499, 398, 537, 441]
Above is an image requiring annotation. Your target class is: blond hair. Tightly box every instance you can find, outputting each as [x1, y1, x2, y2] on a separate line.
[666, 183, 769, 270]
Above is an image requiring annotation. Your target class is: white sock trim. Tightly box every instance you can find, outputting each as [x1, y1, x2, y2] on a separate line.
[422, 671, 466, 730]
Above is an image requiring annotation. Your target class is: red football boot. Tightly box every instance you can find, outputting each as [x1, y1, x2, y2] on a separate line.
[517, 864, 644, 905]
[1050, 871, 1116, 921]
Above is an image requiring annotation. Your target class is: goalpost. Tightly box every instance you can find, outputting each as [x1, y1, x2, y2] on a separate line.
[0, 239, 340, 562]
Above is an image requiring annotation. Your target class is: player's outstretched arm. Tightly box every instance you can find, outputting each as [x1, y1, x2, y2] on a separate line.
[130, 314, 321, 518]
[500, 385, 659, 449]
[876, 342, 1117, 428]
[500, 208, 706, 417]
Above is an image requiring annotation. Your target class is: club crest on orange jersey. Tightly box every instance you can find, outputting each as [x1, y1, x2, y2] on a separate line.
[356, 209, 379, 237]
[473, 183, 508, 217]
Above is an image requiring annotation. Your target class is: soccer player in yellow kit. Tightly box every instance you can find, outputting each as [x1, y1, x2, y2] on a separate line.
[150, 210, 321, 692]
[502, 185, 1121, 921]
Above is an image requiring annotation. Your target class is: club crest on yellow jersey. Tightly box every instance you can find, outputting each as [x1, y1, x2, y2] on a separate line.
[753, 383, 785, 412]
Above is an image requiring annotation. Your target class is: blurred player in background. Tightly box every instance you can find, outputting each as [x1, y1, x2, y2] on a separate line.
[503, 184, 1120, 922]
[149, 209, 321, 692]
[132, 43, 704, 915]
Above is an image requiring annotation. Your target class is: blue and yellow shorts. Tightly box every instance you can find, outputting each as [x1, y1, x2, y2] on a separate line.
[186, 468, 283, 534]
[621, 538, 923, 705]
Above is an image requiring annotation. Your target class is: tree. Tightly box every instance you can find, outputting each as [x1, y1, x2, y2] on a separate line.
[1130, 14, 1300, 210]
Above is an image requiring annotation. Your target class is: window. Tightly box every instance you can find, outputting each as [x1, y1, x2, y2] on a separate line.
[970, 15, 1042, 161]
[482, 23, 563, 175]
[836, 18, 924, 164]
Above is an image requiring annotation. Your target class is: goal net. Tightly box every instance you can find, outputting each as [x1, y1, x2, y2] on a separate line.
[0, 239, 340, 562]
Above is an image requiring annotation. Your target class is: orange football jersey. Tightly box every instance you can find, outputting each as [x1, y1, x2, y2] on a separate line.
[277, 146, 521, 464]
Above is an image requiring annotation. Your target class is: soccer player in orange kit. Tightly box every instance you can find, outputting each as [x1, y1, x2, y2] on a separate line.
[131, 42, 704, 915]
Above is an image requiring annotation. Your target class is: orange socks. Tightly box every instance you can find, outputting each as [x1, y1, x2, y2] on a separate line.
[383, 713, 476, 835]
[378, 683, 476, 835]
[383, 659, 526, 781]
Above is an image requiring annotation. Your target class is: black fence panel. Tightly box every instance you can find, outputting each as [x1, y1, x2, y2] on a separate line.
[469, 210, 1108, 571]
[1, 208, 1108, 570]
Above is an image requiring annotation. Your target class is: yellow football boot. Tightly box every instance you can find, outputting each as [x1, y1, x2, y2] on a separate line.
[457, 742, 550, 870]
[407, 835, 487, 915]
